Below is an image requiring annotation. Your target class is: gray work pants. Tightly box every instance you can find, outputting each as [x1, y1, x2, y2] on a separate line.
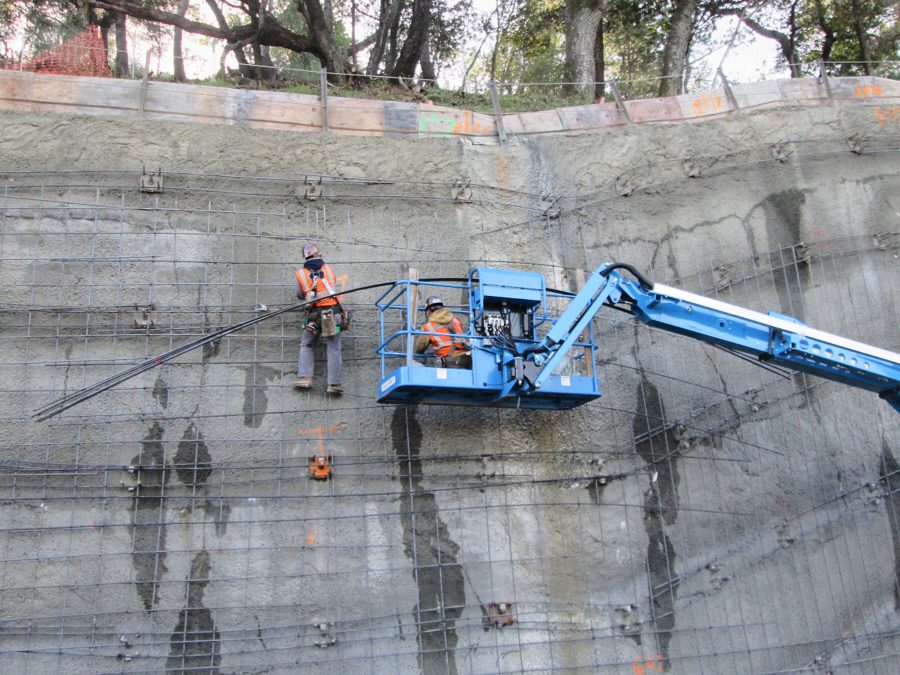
[297, 313, 342, 385]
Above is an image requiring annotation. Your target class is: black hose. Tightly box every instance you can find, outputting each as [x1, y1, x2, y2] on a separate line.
[32, 280, 400, 422]
[599, 263, 654, 289]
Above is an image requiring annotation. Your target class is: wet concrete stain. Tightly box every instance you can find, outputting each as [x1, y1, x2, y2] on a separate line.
[242, 364, 280, 428]
[879, 440, 900, 609]
[174, 422, 212, 486]
[633, 376, 681, 665]
[202, 336, 221, 362]
[153, 372, 169, 408]
[129, 421, 171, 611]
[203, 499, 231, 537]
[173, 421, 229, 534]
[165, 550, 222, 673]
[391, 407, 465, 675]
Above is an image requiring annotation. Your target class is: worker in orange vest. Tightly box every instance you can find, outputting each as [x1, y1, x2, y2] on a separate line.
[294, 242, 346, 394]
[414, 296, 471, 368]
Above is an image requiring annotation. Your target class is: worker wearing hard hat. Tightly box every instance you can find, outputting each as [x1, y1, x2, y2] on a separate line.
[294, 242, 346, 394]
[414, 296, 471, 368]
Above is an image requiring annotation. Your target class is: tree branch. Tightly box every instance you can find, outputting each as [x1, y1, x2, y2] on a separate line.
[88, 0, 320, 54]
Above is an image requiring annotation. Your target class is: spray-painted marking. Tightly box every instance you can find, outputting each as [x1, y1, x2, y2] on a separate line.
[631, 653, 665, 675]
[874, 106, 900, 125]
[692, 95, 723, 116]
[299, 425, 340, 455]
[418, 111, 456, 132]
[418, 110, 493, 135]
[855, 85, 882, 98]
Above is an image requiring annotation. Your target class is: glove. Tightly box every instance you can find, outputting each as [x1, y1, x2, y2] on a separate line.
[305, 320, 320, 337]
[340, 310, 350, 332]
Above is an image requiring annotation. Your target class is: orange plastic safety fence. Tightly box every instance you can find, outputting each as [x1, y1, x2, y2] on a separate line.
[3, 25, 111, 77]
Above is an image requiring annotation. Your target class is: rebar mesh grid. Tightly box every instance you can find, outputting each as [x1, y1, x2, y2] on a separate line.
[0, 152, 898, 675]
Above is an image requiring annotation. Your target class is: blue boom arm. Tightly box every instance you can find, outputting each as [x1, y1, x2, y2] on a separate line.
[521, 263, 900, 413]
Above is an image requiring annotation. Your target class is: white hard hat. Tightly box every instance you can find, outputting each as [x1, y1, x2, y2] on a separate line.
[302, 242, 321, 259]
[425, 296, 444, 311]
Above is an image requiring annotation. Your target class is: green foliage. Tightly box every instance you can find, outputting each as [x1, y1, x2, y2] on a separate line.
[430, 0, 475, 65]
[1, 0, 87, 59]
[603, 0, 668, 97]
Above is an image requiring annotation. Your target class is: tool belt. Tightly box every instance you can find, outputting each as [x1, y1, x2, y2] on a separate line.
[307, 304, 350, 337]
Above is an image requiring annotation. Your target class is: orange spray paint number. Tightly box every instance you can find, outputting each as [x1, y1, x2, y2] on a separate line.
[631, 653, 665, 675]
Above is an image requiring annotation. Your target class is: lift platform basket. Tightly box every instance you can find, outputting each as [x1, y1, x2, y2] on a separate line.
[375, 268, 601, 409]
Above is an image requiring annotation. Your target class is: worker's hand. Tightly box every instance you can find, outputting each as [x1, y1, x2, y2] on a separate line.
[340, 311, 350, 332]
[305, 321, 319, 337]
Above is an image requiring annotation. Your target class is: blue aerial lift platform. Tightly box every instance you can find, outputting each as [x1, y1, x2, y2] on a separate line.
[375, 268, 599, 409]
[375, 263, 900, 413]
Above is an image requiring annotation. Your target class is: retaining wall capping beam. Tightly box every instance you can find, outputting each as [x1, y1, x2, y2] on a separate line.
[1, 71, 897, 139]
[608, 81, 632, 124]
[320, 67, 329, 133]
[488, 81, 507, 144]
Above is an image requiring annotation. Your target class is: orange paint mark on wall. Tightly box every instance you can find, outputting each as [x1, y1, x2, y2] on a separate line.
[855, 85, 882, 98]
[631, 653, 665, 675]
[874, 106, 900, 125]
[453, 111, 492, 135]
[692, 95, 723, 116]
[299, 425, 339, 454]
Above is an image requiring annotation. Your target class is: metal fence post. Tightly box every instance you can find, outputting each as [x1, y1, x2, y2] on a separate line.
[488, 80, 507, 144]
[138, 52, 151, 115]
[818, 59, 833, 100]
[320, 67, 329, 133]
[608, 80, 631, 124]
[718, 69, 740, 112]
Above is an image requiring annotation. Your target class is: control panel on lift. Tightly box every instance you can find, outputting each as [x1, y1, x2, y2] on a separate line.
[375, 268, 600, 409]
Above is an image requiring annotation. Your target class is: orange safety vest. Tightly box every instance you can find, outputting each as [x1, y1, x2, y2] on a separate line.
[422, 316, 467, 357]
[296, 264, 342, 307]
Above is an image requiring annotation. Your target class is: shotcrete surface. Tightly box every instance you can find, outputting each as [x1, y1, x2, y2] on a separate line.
[0, 99, 898, 674]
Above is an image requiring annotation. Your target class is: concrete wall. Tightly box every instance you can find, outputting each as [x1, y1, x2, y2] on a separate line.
[2, 69, 899, 139]
[0, 79, 899, 674]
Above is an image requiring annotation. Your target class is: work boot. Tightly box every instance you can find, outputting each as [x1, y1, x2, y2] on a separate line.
[294, 377, 313, 389]
[326, 384, 343, 395]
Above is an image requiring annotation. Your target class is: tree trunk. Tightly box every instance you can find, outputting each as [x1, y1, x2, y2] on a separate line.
[813, 0, 836, 65]
[252, 42, 275, 79]
[564, 0, 607, 95]
[204, 0, 253, 77]
[593, 16, 604, 101]
[114, 11, 129, 77]
[303, 0, 348, 77]
[419, 36, 436, 83]
[659, 0, 699, 97]
[97, 11, 113, 66]
[851, 0, 873, 75]
[391, 0, 431, 79]
[173, 0, 190, 82]
[367, 0, 403, 75]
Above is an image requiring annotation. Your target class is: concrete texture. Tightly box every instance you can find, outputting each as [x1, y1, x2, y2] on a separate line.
[0, 85, 898, 675]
